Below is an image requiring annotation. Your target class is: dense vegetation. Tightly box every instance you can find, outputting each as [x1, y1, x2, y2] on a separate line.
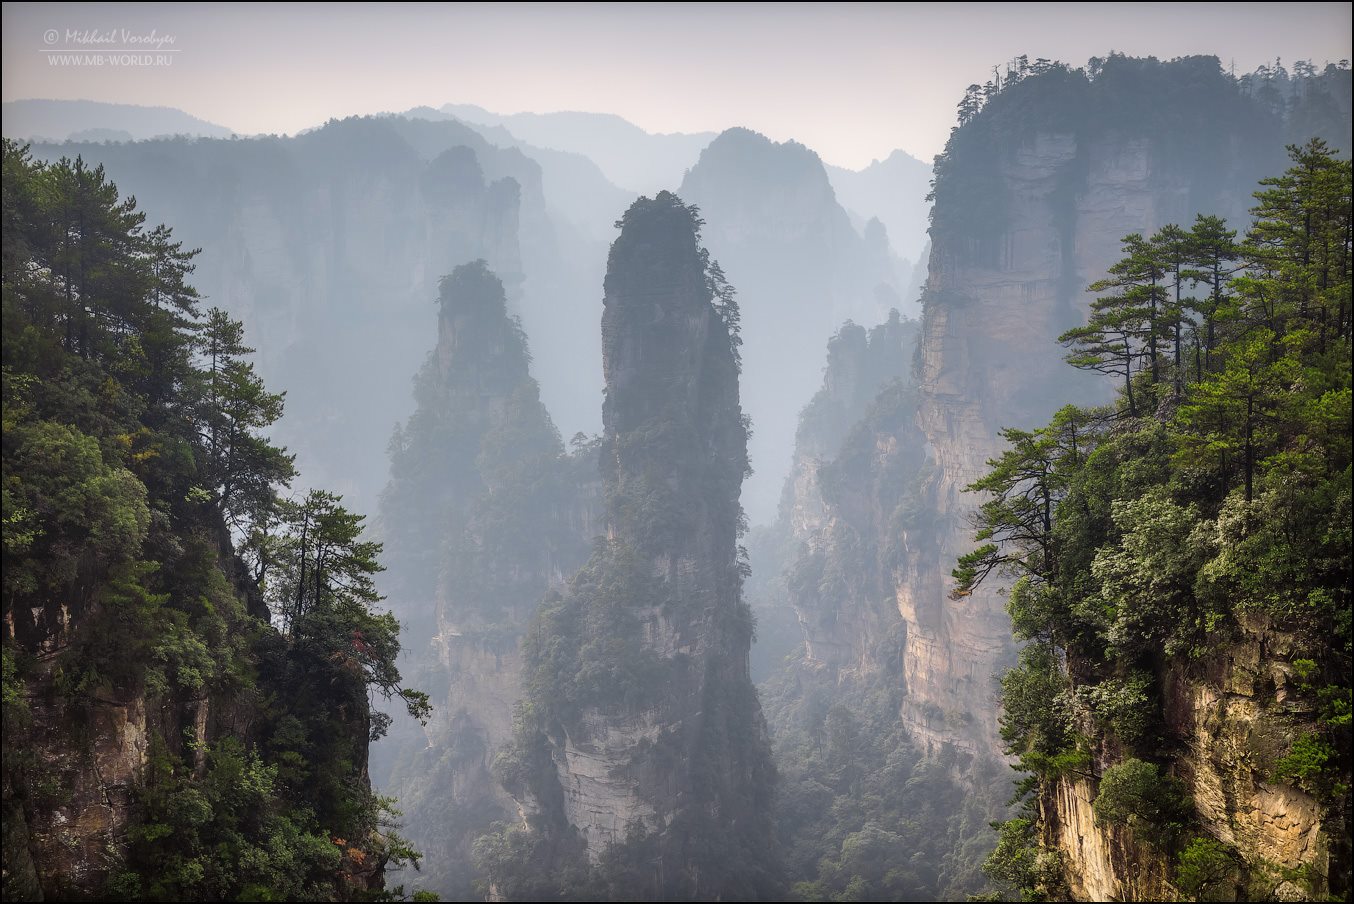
[1, 140, 426, 901]
[763, 666, 1003, 902]
[961, 141, 1352, 900]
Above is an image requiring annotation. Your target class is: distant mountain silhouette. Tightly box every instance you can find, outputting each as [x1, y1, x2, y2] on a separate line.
[3, 98, 234, 141]
[441, 103, 715, 194]
[400, 106, 630, 242]
[679, 127, 905, 522]
[826, 149, 933, 264]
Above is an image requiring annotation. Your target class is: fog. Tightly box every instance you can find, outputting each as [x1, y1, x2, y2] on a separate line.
[2, 4, 1350, 902]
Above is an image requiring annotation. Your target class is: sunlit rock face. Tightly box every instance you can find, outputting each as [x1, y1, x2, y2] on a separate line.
[902, 56, 1347, 900]
[1038, 615, 1335, 901]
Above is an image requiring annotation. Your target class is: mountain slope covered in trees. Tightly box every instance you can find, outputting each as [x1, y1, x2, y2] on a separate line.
[1, 140, 425, 901]
[969, 141, 1351, 902]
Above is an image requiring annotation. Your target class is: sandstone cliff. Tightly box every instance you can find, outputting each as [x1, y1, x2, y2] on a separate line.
[487, 192, 778, 901]
[754, 311, 999, 900]
[1036, 613, 1343, 902]
[376, 261, 597, 899]
[913, 55, 1351, 900]
[754, 55, 1349, 902]
[905, 57, 1291, 762]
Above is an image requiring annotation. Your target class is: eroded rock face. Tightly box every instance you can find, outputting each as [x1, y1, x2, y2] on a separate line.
[504, 193, 778, 899]
[1038, 616, 1338, 901]
[1041, 776, 1178, 902]
[556, 713, 664, 852]
[904, 131, 1265, 762]
[906, 58, 1352, 900]
[780, 313, 918, 542]
[376, 261, 597, 898]
[1166, 618, 1334, 898]
[22, 684, 150, 897]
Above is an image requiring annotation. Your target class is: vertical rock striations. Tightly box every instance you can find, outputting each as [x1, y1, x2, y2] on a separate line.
[377, 261, 597, 899]
[779, 311, 919, 543]
[914, 55, 1351, 900]
[488, 192, 778, 901]
[755, 311, 1004, 901]
[745, 311, 920, 681]
[904, 55, 1329, 761]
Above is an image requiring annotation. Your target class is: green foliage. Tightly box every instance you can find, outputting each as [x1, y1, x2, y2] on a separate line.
[1079, 672, 1155, 750]
[959, 140, 1352, 880]
[256, 489, 428, 732]
[519, 540, 668, 726]
[377, 260, 598, 895]
[477, 191, 777, 902]
[982, 816, 1064, 901]
[1093, 489, 1210, 658]
[1271, 732, 1345, 800]
[759, 669, 999, 902]
[997, 643, 1073, 768]
[1, 139, 424, 899]
[116, 737, 348, 901]
[929, 55, 1319, 252]
[1092, 758, 1191, 843]
[1175, 836, 1237, 901]
[1061, 233, 1170, 412]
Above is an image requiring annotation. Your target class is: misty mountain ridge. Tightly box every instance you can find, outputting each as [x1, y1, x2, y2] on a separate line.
[7, 95, 932, 260]
[397, 105, 631, 242]
[20, 113, 612, 517]
[2, 98, 234, 141]
[679, 125, 910, 521]
[827, 147, 933, 266]
[441, 102, 717, 195]
[4, 28, 1350, 904]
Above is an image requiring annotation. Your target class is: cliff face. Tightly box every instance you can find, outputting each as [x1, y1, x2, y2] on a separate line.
[26, 116, 607, 513]
[905, 63, 1287, 762]
[788, 129, 1181, 762]
[754, 312, 1000, 901]
[1038, 614, 1338, 902]
[10, 653, 155, 898]
[4, 534, 383, 902]
[377, 261, 597, 899]
[492, 193, 778, 901]
[762, 312, 921, 676]
[1, 144, 403, 902]
[912, 56, 1352, 900]
[779, 312, 918, 542]
[678, 128, 904, 522]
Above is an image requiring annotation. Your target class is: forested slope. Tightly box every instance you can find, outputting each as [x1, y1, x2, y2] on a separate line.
[2, 141, 425, 901]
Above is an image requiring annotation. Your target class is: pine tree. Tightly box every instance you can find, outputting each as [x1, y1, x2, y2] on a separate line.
[1186, 214, 1241, 379]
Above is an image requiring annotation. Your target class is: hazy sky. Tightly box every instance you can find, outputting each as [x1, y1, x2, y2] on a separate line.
[3, 2, 1350, 169]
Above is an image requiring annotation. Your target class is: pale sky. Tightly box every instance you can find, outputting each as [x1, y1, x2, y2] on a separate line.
[3, 2, 1350, 169]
